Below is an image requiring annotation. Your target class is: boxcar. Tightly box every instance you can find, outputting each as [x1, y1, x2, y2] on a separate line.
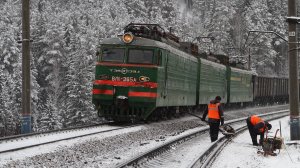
[253, 76, 288, 103]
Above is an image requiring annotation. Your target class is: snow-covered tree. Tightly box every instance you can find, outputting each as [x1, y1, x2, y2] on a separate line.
[0, 0, 22, 135]
[0, 0, 290, 135]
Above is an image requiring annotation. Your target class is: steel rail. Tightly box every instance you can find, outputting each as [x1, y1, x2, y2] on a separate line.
[0, 122, 140, 154]
[0, 104, 288, 142]
[188, 112, 289, 168]
[0, 121, 113, 141]
[116, 110, 289, 168]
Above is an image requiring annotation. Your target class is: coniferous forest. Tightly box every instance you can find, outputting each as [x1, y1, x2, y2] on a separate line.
[0, 0, 292, 136]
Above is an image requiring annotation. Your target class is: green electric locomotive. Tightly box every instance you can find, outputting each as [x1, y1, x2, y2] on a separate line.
[92, 23, 256, 122]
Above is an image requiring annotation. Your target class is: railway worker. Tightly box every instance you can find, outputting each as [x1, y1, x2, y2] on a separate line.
[246, 115, 272, 146]
[201, 96, 224, 142]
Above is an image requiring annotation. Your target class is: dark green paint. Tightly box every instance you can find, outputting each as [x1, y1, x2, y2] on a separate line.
[92, 37, 255, 121]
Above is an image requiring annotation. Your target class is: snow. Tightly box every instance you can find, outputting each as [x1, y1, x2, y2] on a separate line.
[0, 125, 145, 166]
[0, 0, 291, 138]
[212, 116, 300, 168]
[0, 116, 206, 167]
[1, 106, 299, 168]
[286, 16, 300, 21]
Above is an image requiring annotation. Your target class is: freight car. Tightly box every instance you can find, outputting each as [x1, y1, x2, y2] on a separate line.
[92, 23, 289, 122]
[253, 76, 289, 104]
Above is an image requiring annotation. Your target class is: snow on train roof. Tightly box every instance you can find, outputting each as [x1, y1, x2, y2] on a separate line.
[200, 58, 226, 70]
[231, 66, 257, 75]
[101, 37, 256, 75]
[101, 37, 198, 62]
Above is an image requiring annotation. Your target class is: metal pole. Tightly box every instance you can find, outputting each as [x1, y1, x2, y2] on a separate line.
[21, 0, 31, 134]
[288, 0, 300, 140]
[248, 48, 251, 70]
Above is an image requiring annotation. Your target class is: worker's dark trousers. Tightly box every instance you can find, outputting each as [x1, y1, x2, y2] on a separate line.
[209, 121, 220, 142]
[246, 118, 263, 145]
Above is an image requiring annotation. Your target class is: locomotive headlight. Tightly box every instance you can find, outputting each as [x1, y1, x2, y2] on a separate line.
[139, 76, 150, 82]
[122, 33, 134, 43]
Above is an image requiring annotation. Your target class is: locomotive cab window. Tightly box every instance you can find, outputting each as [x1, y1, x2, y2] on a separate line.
[101, 48, 124, 62]
[128, 49, 153, 64]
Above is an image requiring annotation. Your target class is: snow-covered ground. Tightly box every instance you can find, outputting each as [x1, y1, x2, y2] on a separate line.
[0, 124, 125, 153]
[0, 105, 296, 168]
[0, 125, 145, 167]
[212, 116, 300, 168]
[0, 116, 203, 167]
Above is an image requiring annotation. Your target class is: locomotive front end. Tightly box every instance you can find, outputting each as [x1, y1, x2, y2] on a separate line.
[92, 34, 159, 122]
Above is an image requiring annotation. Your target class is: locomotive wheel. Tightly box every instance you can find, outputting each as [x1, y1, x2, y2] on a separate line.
[150, 110, 159, 121]
[161, 109, 168, 120]
[166, 109, 173, 119]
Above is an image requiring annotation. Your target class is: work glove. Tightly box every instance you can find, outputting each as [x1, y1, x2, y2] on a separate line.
[221, 120, 224, 126]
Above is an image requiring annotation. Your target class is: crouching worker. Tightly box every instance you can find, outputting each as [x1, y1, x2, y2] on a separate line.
[246, 115, 272, 146]
[201, 96, 224, 142]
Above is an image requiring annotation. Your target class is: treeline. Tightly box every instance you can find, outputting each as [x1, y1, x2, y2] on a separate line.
[0, 0, 289, 136]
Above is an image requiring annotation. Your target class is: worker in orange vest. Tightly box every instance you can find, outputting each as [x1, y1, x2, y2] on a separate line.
[246, 115, 272, 146]
[201, 96, 224, 142]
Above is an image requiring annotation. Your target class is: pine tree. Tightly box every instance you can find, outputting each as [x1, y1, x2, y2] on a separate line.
[0, 0, 22, 136]
[0, 0, 291, 133]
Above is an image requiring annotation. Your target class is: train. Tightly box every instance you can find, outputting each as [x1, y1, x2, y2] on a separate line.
[92, 23, 289, 122]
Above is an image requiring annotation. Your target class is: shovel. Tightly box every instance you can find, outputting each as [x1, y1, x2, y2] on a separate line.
[187, 112, 235, 136]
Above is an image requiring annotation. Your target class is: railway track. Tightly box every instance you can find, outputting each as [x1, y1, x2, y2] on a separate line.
[116, 110, 289, 168]
[0, 105, 288, 156]
[0, 121, 137, 154]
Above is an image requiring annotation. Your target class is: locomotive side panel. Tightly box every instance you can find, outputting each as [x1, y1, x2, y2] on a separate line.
[198, 59, 227, 104]
[156, 49, 198, 106]
[228, 67, 254, 103]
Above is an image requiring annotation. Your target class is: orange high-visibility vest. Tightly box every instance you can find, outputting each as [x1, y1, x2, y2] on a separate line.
[250, 115, 265, 133]
[208, 103, 220, 119]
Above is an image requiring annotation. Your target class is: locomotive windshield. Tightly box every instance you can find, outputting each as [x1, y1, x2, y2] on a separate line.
[128, 49, 153, 64]
[102, 48, 124, 62]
